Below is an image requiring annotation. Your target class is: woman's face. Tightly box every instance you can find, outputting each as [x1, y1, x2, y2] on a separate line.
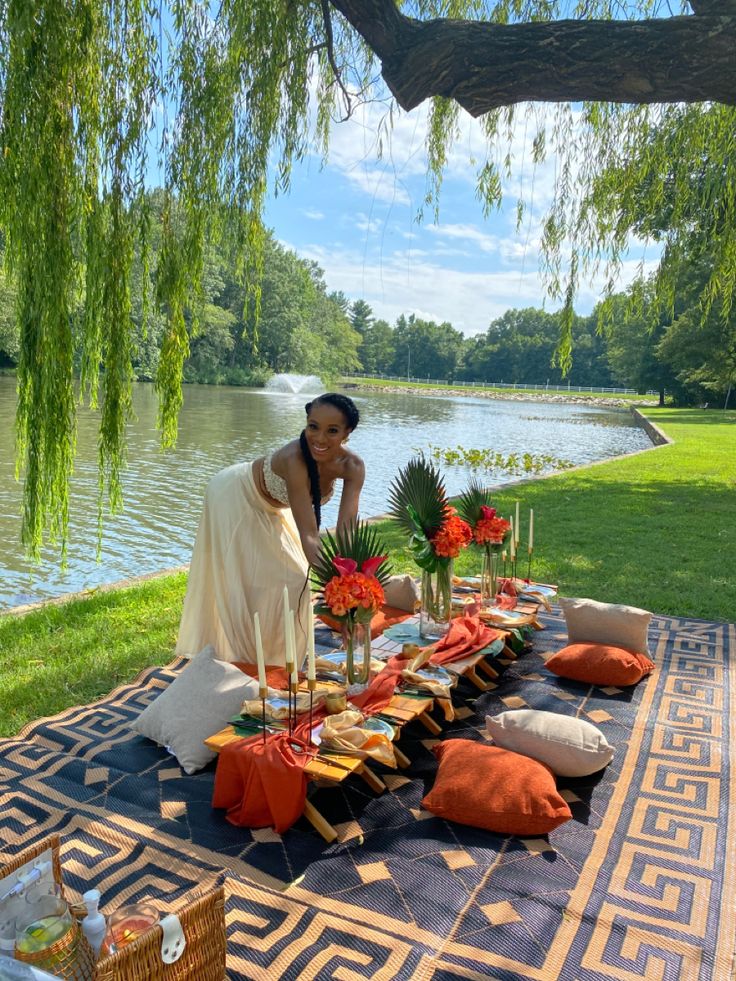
[304, 402, 351, 461]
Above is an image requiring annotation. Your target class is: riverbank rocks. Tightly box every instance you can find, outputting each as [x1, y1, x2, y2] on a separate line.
[346, 383, 658, 409]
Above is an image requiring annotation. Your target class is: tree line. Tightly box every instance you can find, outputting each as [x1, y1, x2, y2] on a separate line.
[0, 193, 732, 408]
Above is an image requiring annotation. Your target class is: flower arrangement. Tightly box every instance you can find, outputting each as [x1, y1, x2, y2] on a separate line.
[311, 520, 391, 683]
[388, 457, 472, 639]
[457, 481, 512, 606]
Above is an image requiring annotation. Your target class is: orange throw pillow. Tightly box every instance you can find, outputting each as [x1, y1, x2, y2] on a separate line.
[421, 739, 572, 836]
[545, 643, 655, 687]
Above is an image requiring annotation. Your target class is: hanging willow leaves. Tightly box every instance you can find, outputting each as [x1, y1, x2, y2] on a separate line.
[0, 0, 734, 559]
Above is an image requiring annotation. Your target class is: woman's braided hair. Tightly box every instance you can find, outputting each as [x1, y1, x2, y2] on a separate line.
[299, 393, 360, 528]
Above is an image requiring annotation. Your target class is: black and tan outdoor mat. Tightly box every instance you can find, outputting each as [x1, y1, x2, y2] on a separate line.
[1, 609, 734, 980]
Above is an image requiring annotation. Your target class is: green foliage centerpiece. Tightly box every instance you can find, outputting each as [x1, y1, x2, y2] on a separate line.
[311, 520, 391, 684]
[388, 457, 472, 640]
[456, 480, 512, 608]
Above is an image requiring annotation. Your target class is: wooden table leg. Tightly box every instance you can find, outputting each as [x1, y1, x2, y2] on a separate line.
[478, 659, 499, 679]
[393, 746, 411, 769]
[303, 800, 338, 843]
[357, 763, 386, 794]
[418, 711, 442, 735]
[466, 667, 492, 691]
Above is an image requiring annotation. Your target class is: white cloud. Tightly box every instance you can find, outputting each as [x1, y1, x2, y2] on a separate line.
[302, 207, 325, 220]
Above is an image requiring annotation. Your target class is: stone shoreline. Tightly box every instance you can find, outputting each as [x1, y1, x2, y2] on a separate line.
[342, 381, 659, 409]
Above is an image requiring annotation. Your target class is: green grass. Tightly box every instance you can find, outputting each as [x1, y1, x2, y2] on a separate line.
[1, 406, 734, 738]
[341, 375, 656, 402]
[0, 574, 187, 738]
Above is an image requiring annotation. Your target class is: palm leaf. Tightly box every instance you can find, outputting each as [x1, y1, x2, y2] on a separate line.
[456, 478, 495, 527]
[310, 519, 392, 592]
[387, 457, 447, 539]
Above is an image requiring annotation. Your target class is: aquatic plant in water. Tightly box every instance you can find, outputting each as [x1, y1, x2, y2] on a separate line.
[424, 445, 574, 475]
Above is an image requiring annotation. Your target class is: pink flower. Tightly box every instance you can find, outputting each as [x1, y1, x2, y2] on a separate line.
[480, 505, 497, 520]
[360, 555, 387, 578]
[332, 556, 357, 576]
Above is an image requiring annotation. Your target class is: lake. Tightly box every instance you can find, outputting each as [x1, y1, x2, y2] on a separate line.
[0, 376, 653, 609]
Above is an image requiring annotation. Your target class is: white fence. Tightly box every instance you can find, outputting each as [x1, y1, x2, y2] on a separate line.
[343, 373, 657, 396]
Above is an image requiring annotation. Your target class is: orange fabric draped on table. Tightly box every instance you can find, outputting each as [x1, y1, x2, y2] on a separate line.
[429, 613, 503, 665]
[213, 732, 311, 832]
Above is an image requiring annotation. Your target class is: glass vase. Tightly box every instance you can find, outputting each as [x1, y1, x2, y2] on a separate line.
[344, 618, 372, 684]
[479, 545, 499, 609]
[419, 561, 453, 641]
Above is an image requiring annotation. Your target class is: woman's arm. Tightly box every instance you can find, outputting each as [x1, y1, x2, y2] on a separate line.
[336, 455, 365, 532]
[282, 453, 324, 566]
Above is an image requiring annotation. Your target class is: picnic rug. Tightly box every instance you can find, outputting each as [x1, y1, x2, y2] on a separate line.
[1, 607, 734, 980]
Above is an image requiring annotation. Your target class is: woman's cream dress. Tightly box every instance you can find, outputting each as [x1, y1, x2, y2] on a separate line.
[175, 462, 311, 666]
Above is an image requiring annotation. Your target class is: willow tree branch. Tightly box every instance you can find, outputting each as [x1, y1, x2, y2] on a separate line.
[327, 1, 736, 113]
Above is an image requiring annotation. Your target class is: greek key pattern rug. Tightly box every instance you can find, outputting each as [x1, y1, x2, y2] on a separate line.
[1, 611, 734, 980]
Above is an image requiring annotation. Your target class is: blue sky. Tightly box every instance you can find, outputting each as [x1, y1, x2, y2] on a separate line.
[262, 99, 660, 338]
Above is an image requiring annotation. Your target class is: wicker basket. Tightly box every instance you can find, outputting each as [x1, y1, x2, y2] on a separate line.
[1, 836, 226, 981]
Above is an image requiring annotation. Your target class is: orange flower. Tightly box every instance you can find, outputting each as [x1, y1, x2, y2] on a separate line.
[324, 571, 385, 618]
[430, 512, 473, 558]
[474, 515, 511, 545]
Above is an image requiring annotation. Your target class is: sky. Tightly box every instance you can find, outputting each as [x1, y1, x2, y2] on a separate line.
[262, 97, 661, 338]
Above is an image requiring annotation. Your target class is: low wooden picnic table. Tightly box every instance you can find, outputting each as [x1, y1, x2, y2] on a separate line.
[204, 686, 436, 844]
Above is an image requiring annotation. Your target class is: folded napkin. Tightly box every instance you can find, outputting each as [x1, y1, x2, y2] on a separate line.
[314, 653, 385, 677]
[213, 732, 310, 832]
[318, 709, 396, 767]
[241, 690, 312, 721]
[429, 613, 503, 666]
[401, 667, 455, 720]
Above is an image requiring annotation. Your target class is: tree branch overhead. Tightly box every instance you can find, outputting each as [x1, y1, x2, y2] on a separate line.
[329, 2, 736, 113]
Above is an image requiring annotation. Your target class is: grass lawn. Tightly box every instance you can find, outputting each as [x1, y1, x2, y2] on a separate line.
[1, 406, 733, 738]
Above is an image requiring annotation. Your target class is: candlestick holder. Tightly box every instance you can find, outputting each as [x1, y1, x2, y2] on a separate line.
[289, 678, 300, 736]
[307, 678, 317, 743]
[527, 547, 533, 583]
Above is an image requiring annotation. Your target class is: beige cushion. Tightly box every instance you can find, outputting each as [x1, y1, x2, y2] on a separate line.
[559, 596, 651, 655]
[485, 709, 615, 778]
[382, 575, 419, 612]
[131, 645, 258, 774]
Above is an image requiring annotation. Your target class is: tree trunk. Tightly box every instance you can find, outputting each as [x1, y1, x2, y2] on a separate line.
[328, 2, 736, 113]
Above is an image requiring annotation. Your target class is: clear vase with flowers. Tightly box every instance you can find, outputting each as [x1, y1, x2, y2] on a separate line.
[311, 521, 391, 684]
[457, 480, 512, 609]
[388, 457, 472, 640]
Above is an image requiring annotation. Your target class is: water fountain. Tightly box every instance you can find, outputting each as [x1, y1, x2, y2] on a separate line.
[264, 373, 323, 394]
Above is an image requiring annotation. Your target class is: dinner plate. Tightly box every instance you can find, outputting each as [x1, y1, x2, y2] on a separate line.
[384, 623, 422, 643]
[364, 716, 395, 740]
[519, 584, 557, 598]
[412, 664, 454, 686]
[312, 715, 395, 749]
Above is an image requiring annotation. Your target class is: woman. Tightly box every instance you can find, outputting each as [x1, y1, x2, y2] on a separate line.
[175, 393, 364, 667]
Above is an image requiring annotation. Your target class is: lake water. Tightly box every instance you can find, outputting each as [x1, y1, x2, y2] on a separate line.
[0, 376, 652, 609]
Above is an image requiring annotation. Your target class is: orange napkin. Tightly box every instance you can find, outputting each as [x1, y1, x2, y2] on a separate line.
[349, 657, 406, 715]
[429, 613, 502, 666]
[213, 732, 310, 832]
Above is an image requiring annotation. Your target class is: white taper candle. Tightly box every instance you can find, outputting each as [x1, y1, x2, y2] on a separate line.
[529, 508, 534, 551]
[307, 601, 316, 681]
[283, 585, 293, 670]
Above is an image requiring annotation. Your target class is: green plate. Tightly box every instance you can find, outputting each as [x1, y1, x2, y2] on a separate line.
[364, 715, 396, 740]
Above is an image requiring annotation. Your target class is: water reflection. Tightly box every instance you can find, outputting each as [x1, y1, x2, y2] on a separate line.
[0, 377, 652, 608]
